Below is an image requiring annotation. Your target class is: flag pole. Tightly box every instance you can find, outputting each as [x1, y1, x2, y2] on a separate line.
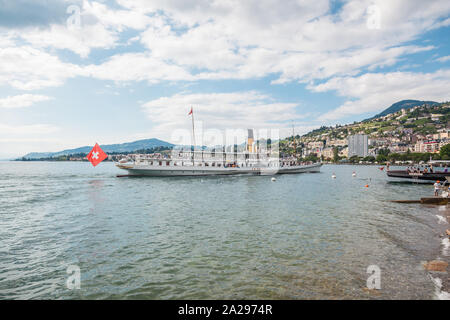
[191, 107, 196, 165]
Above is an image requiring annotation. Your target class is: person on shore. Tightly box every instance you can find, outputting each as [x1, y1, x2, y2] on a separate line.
[434, 180, 441, 196]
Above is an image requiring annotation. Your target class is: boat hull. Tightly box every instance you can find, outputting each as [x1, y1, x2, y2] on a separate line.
[116, 163, 322, 177]
[387, 170, 450, 183]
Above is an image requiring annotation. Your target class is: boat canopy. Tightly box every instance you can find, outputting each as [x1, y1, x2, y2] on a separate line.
[429, 160, 450, 164]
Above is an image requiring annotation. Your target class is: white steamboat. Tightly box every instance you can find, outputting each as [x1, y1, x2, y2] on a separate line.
[116, 149, 322, 177]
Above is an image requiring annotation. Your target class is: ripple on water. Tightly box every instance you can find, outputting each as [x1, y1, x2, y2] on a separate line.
[0, 162, 444, 299]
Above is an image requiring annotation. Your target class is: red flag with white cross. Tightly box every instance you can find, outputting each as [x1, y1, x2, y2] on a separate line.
[87, 143, 108, 167]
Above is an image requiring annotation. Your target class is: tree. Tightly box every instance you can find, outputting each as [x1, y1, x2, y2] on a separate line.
[333, 147, 339, 163]
[349, 155, 360, 163]
[440, 144, 450, 158]
[376, 154, 387, 163]
[378, 148, 390, 156]
[363, 156, 375, 163]
[304, 153, 319, 162]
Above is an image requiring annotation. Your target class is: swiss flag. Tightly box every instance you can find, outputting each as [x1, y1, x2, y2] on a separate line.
[188, 107, 193, 115]
[87, 143, 108, 167]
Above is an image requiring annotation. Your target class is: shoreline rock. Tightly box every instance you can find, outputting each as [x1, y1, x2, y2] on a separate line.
[424, 260, 448, 272]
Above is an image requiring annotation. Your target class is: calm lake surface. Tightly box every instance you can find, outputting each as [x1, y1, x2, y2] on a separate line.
[0, 161, 447, 299]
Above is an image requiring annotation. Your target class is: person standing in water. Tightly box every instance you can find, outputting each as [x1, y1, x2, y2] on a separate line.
[434, 180, 441, 196]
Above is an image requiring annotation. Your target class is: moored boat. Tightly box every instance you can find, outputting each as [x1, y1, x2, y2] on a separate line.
[386, 160, 450, 183]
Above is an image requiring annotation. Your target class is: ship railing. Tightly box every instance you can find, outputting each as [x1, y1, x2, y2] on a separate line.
[133, 157, 282, 168]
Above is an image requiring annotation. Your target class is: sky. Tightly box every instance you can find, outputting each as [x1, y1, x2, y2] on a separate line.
[0, 0, 449, 158]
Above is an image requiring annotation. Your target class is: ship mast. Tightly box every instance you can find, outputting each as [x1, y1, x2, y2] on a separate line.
[189, 106, 196, 165]
[292, 122, 297, 159]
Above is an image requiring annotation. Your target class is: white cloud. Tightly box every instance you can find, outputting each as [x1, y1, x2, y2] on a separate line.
[270, 45, 434, 84]
[0, 46, 84, 90]
[109, 0, 450, 84]
[311, 69, 450, 120]
[0, 94, 53, 109]
[0, 123, 60, 135]
[140, 22, 244, 71]
[85, 52, 194, 83]
[82, 0, 153, 31]
[2, 0, 449, 88]
[436, 55, 450, 63]
[140, 91, 304, 143]
[20, 23, 118, 58]
[4, 0, 154, 59]
[0, 33, 14, 48]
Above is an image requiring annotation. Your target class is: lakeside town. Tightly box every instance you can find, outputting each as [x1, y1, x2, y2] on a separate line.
[282, 101, 450, 164]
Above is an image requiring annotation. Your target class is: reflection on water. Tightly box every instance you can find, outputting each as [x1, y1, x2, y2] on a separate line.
[0, 162, 446, 299]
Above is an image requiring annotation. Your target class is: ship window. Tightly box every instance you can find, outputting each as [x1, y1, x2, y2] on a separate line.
[212, 163, 215, 167]
[166, 161, 170, 166]
[159, 161, 162, 166]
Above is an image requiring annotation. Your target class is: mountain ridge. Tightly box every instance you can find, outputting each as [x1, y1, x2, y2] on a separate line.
[22, 138, 174, 159]
[365, 99, 439, 121]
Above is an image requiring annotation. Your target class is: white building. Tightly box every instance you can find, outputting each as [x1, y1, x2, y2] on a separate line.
[348, 134, 368, 157]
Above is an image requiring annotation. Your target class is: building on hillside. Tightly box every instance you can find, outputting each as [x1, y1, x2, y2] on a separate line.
[328, 139, 346, 147]
[339, 147, 348, 158]
[433, 129, 450, 140]
[389, 143, 410, 153]
[414, 141, 439, 153]
[431, 114, 443, 122]
[320, 147, 334, 159]
[348, 134, 368, 157]
[307, 141, 324, 149]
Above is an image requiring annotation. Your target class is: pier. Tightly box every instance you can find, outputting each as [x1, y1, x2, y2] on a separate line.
[391, 197, 450, 205]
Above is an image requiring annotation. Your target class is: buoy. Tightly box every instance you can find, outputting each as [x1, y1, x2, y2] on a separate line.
[365, 184, 369, 188]
[271, 177, 276, 182]
[352, 172, 356, 177]
[331, 174, 336, 179]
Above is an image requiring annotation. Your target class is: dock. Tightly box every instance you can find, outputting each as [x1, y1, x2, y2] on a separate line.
[391, 197, 450, 205]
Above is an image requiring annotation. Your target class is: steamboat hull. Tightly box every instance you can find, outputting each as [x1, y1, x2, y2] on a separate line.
[116, 163, 322, 177]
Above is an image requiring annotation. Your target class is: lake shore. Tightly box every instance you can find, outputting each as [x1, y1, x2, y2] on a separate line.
[430, 206, 450, 298]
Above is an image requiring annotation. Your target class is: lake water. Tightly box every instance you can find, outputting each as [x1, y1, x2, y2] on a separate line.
[0, 161, 448, 299]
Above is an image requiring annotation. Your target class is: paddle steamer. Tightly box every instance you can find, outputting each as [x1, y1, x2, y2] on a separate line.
[116, 128, 322, 177]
